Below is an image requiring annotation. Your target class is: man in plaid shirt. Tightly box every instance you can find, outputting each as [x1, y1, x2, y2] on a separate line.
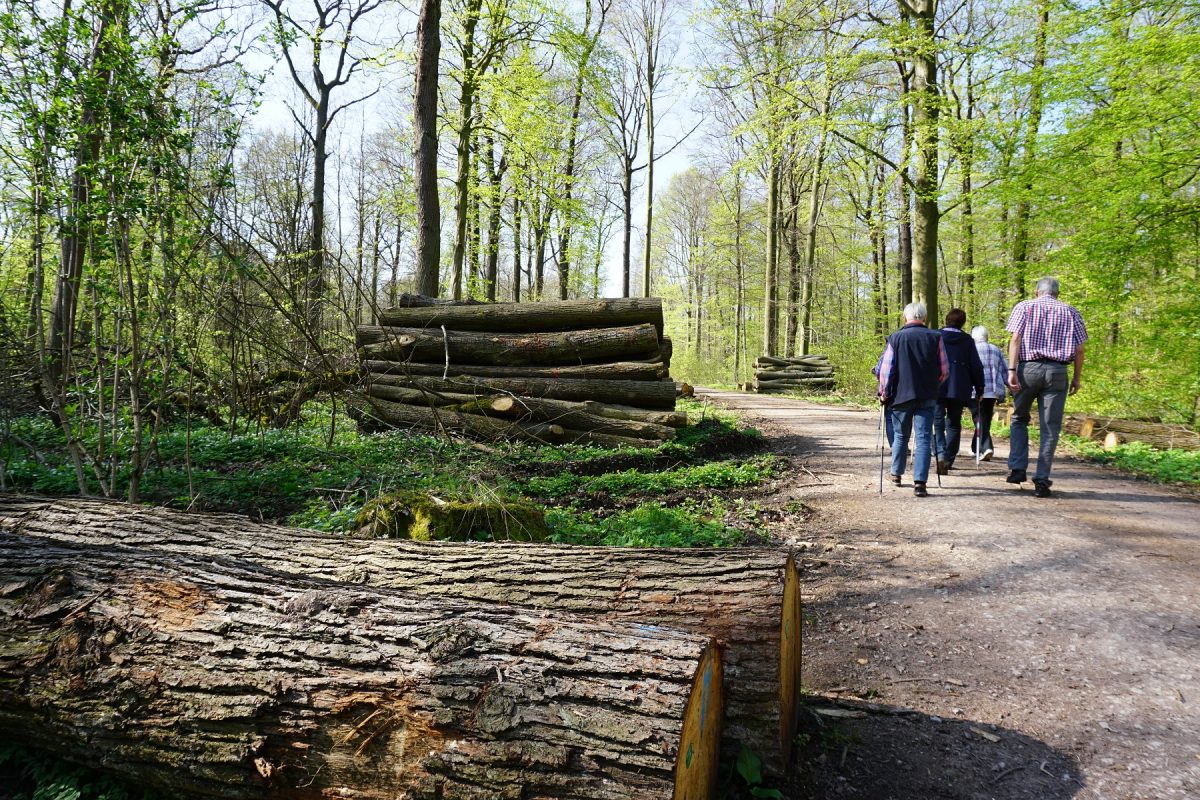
[1004, 276, 1088, 497]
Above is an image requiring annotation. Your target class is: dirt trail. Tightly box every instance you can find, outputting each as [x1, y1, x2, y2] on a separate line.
[698, 389, 1199, 800]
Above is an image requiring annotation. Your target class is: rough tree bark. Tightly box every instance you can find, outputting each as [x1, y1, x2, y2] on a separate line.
[378, 298, 664, 335]
[0, 526, 721, 799]
[362, 359, 666, 381]
[0, 496, 802, 777]
[413, 0, 442, 296]
[356, 323, 661, 366]
[367, 373, 677, 409]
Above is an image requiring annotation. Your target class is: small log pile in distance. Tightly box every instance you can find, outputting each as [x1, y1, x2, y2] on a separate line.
[355, 297, 683, 447]
[0, 495, 813, 797]
[752, 354, 836, 393]
[1058, 413, 1200, 451]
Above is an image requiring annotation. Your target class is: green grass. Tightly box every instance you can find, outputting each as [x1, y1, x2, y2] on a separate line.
[525, 455, 776, 499]
[1, 399, 776, 539]
[1063, 437, 1200, 485]
[546, 502, 751, 547]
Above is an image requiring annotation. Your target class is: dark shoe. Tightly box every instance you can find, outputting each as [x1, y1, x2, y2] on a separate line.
[1006, 469, 1027, 484]
[1033, 480, 1052, 498]
[888, 472, 902, 485]
[913, 482, 929, 497]
[936, 459, 949, 476]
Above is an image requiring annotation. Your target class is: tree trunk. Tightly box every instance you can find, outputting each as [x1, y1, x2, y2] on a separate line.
[489, 396, 675, 440]
[1, 496, 800, 778]
[378, 297, 664, 335]
[363, 359, 665, 381]
[908, 0, 939, 326]
[895, 61, 913, 308]
[484, 137, 503, 302]
[357, 323, 661, 366]
[512, 191, 522, 301]
[413, 0, 442, 297]
[763, 156, 780, 357]
[450, 0, 482, 301]
[367, 373, 677, 409]
[358, 395, 569, 442]
[0, 523, 721, 799]
[1010, 0, 1049, 300]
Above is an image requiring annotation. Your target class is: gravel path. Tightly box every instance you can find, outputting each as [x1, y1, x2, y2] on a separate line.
[698, 389, 1199, 800]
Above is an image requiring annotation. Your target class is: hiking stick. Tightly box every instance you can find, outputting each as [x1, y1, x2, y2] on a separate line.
[877, 403, 885, 494]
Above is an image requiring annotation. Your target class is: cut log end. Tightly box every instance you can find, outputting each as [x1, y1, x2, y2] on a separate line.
[673, 642, 723, 800]
[777, 553, 804, 763]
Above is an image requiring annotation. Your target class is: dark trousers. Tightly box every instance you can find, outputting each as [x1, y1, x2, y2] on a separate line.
[934, 399, 968, 467]
[971, 398, 997, 454]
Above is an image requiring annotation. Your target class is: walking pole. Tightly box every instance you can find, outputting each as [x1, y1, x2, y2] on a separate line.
[877, 403, 886, 494]
[975, 401, 982, 470]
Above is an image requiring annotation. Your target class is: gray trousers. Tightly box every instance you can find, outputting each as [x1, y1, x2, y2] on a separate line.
[1008, 361, 1069, 483]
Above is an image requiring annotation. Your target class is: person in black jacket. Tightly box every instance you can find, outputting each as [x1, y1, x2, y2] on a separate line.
[877, 302, 948, 497]
[934, 308, 986, 474]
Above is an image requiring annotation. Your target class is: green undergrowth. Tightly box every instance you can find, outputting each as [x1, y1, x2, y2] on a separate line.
[1063, 437, 1200, 485]
[0, 744, 163, 800]
[526, 455, 776, 499]
[547, 501, 754, 547]
[1, 398, 771, 545]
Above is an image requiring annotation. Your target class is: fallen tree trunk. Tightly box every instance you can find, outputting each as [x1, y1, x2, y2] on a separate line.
[357, 395, 565, 443]
[360, 384, 484, 407]
[755, 355, 829, 368]
[489, 396, 676, 441]
[755, 378, 836, 387]
[753, 370, 835, 380]
[378, 297, 665, 336]
[363, 359, 665, 381]
[367, 374, 678, 410]
[1062, 414, 1200, 451]
[0, 527, 721, 800]
[1, 496, 802, 777]
[357, 324, 661, 367]
[391, 293, 486, 308]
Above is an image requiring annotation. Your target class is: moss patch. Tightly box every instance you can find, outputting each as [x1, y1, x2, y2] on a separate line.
[354, 491, 550, 542]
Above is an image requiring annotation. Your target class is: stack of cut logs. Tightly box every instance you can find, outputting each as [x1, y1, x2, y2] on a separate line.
[1058, 413, 1200, 451]
[0, 495, 805, 800]
[355, 297, 684, 447]
[753, 354, 836, 393]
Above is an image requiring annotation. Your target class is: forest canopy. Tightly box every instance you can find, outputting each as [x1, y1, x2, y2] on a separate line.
[1, 0, 1198, 501]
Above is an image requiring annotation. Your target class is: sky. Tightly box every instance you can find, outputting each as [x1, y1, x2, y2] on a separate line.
[248, 3, 705, 299]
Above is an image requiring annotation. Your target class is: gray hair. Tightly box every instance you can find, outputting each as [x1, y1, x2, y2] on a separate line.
[1035, 276, 1060, 297]
[971, 325, 989, 343]
[902, 301, 927, 322]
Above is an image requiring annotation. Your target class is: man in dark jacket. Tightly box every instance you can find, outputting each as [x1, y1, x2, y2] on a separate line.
[934, 308, 986, 474]
[877, 302, 948, 497]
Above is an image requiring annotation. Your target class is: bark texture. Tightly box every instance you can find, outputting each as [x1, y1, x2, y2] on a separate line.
[0, 496, 801, 777]
[378, 298, 664, 336]
[362, 360, 666, 382]
[357, 324, 660, 367]
[0, 521, 722, 799]
[367, 374, 678, 410]
[489, 396, 676, 441]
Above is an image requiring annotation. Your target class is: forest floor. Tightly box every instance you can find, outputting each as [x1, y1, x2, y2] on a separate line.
[697, 389, 1199, 800]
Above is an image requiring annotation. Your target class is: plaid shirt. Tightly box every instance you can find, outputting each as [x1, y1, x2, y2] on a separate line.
[1006, 295, 1088, 363]
[974, 341, 1009, 400]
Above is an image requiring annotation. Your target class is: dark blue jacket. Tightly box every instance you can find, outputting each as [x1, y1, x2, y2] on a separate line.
[882, 322, 946, 406]
[938, 327, 985, 402]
